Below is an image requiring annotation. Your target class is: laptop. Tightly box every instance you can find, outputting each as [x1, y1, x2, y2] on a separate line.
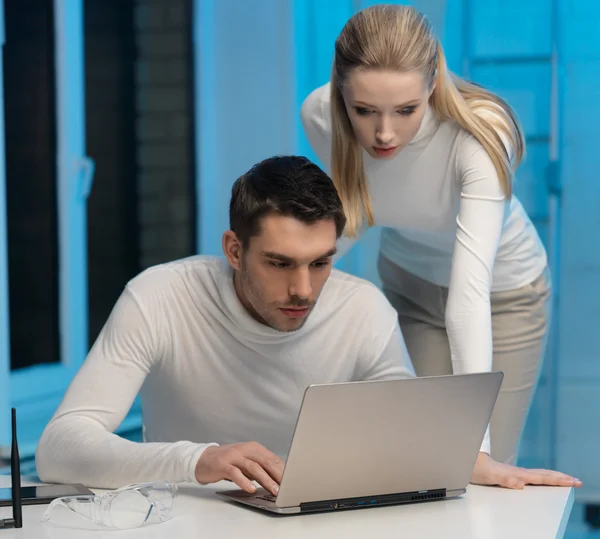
[218, 371, 503, 514]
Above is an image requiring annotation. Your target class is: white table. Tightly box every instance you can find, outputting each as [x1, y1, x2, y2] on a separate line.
[0, 476, 574, 538]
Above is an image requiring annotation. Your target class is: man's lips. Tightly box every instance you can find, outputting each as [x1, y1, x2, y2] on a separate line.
[279, 306, 311, 318]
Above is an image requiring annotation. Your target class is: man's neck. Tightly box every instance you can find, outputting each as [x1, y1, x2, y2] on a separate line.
[232, 271, 267, 326]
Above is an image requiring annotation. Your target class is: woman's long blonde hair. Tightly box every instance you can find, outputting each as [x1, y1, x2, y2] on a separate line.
[331, 4, 525, 237]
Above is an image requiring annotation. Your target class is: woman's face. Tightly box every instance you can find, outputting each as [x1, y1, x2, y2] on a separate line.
[342, 68, 433, 160]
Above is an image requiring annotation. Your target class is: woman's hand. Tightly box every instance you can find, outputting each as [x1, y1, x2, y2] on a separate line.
[471, 452, 582, 489]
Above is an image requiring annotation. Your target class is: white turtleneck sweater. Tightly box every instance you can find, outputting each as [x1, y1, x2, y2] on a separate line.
[301, 83, 548, 455]
[36, 256, 414, 488]
[301, 82, 547, 369]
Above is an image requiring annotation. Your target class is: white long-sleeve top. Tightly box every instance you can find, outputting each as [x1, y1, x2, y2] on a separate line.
[301, 84, 547, 453]
[36, 256, 414, 488]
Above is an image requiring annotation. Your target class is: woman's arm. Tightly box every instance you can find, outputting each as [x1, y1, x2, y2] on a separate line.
[445, 138, 507, 373]
[445, 134, 508, 454]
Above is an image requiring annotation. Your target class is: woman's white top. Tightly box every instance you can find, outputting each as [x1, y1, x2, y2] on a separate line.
[301, 82, 547, 381]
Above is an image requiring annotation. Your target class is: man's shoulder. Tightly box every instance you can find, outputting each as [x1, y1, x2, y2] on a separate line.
[126, 255, 226, 297]
[325, 269, 396, 317]
[318, 270, 399, 354]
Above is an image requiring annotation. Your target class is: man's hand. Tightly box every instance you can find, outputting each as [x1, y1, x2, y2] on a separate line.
[195, 442, 284, 496]
[471, 452, 582, 489]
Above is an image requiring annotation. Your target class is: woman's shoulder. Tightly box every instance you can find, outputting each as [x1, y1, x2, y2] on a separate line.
[300, 82, 332, 137]
[459, 101, 515, 161]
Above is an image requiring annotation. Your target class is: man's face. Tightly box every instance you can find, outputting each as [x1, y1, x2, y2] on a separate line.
[226, 214, 337, 332]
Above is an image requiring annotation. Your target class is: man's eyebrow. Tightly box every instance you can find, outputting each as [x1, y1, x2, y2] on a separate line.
[261, 248, 337, 262]
[317, 248, 338, 259]
[261, 252, 294, 263]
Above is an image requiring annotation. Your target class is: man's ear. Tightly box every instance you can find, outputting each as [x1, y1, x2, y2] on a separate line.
[222, 230, 243, 270]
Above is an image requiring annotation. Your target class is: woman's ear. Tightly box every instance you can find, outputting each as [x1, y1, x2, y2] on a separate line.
[222, 230, 242, 270]
[429, 72, 437, 96]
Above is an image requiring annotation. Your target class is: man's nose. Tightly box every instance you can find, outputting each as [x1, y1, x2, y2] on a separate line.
[289, 267, 312, 299]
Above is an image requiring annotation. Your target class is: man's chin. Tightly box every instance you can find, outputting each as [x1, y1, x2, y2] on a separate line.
[272, 318, 308, 333]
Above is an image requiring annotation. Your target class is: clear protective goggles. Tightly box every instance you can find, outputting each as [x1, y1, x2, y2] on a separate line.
[43, 480, 177, 530]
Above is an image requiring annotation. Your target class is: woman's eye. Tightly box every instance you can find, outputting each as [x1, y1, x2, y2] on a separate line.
[399, 107, 416, 116]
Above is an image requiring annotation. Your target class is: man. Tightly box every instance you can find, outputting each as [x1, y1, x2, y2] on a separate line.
[36, 156, 580, 493]
[36, 156, 414, 494]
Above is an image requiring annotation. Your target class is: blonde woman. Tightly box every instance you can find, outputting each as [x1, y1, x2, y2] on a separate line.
[301, 4, 580, 489]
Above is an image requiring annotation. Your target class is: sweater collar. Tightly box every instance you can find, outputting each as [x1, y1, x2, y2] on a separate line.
[216, 258, 327, 344]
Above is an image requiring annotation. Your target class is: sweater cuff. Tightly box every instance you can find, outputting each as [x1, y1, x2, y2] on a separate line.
[185, 443, 220, 483]
[479, 425, 491, 456]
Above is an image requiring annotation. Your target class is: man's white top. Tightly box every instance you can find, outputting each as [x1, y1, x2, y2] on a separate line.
[36, 256, 414, 488]
[301, 82, 547, 380]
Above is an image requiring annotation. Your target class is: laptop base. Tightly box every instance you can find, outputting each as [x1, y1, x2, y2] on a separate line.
[217, 487, 466, 515]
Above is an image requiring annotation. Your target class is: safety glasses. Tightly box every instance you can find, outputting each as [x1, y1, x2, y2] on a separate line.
[43, 480, 177, 530]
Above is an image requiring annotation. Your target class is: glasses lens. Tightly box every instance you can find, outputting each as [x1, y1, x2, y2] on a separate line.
[44, 496, 95, 524]
[138, 482, 176, 512]
[108, 490, 152, 530]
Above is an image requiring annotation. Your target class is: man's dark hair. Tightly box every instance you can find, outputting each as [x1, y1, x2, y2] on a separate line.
[229, 155, 346, 247]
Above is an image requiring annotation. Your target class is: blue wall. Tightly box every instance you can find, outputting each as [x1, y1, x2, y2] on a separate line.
[194, 0, 298, 257]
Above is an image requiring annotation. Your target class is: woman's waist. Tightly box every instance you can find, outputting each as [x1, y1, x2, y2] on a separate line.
[379, 227, 547, 292]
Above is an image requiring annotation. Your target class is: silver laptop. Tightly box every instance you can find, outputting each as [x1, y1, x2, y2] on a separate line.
[218, 372, 503, 514]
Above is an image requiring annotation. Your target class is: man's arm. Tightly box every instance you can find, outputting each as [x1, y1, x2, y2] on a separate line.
[35, 286, 210, 489]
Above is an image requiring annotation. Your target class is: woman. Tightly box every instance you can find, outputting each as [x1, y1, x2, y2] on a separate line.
[301, 4, 580, 489]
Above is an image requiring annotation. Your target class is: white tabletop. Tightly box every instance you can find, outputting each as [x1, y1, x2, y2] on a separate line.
[0, 476, 574, 539]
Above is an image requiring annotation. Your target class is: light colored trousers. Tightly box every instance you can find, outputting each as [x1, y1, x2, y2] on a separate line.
[378, 255, 552, 465]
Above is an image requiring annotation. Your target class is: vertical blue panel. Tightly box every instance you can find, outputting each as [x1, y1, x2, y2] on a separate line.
[194, 0, 297, 256]
[54, 0, 88, 368]
[294, 0, 354, 164]
[556, 0, 600, 489]
[470, 64, 552, 137]
[293, 0, 317, 163]
[513, 143, 551, 223]
[469, 63, 552, 222]
[440, 0, 465, 74]
[193, 0, 216, 255]
[470, 0, 552, 58]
